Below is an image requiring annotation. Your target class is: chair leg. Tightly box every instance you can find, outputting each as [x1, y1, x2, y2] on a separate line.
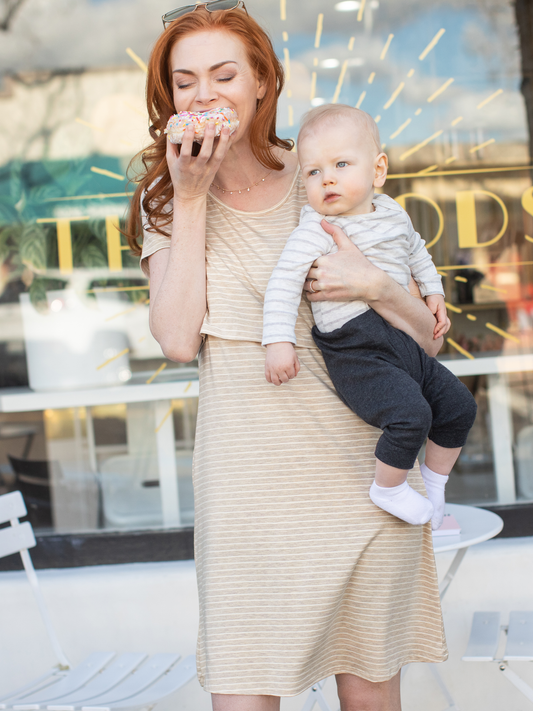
[499, 663, 533, 704]
[300, 680, 336, 711]
[428, 663, 460, 710]
[22, 433, 35, 460]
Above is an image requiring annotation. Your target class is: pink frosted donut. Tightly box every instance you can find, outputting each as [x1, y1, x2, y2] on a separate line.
[164, 107, 239, 144]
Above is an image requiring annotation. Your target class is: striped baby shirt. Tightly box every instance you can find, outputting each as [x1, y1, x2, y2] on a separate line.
[262, 193, 444, 344]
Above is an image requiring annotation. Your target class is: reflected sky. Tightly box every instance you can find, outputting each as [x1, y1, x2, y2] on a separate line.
[0, 0, 527, 152]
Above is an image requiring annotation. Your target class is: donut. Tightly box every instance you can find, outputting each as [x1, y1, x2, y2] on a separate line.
[164, 107, 239, 144]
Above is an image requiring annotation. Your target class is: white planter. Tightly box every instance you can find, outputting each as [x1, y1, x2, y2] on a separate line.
[20, 290, 131, 392]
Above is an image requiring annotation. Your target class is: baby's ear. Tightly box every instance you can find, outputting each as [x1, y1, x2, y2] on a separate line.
[373, 152, 388, 187]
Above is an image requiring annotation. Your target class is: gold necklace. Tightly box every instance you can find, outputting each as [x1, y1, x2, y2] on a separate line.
[211, 170, 273, 195]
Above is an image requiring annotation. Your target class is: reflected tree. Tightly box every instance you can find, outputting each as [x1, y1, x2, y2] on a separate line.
[516, 0, 533, 161]
[0, 0, 25, 31]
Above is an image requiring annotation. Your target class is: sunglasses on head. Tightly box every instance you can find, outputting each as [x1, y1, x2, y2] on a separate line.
[162, 0, 247, 28]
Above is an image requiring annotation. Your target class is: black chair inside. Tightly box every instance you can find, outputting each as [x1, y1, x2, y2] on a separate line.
[7, 455, 53, 529]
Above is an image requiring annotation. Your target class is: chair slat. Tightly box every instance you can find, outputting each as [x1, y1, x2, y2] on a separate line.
[0, 491, 27, 526]
[0, 522, 36, 560]
[504, 612, 533, 661]
[76, 654, 179, 707]
[462, 612, 501, 661]
[0, 489, 197, 711]
[45, 654, 148, 710]
[82, 655, 196, 711]
[12, 654, 116, 707]
[0, 670, 67, 707]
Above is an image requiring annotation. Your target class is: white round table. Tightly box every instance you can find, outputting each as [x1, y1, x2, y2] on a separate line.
[433, 503, 504, 600]
[427, 503, 504, 710]
[433, 502, 504, 554]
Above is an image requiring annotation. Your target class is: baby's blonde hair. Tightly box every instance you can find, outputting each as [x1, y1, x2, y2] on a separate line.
[298, 104, 382, 154]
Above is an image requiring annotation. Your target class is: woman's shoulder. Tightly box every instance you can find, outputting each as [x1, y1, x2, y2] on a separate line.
[139, 188, 173, 278]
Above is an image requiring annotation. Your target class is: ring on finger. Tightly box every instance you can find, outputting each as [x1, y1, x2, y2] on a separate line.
[309, 279, 318, 293]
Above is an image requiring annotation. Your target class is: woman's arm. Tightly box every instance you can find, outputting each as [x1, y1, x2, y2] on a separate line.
[147, 123, 231, 362]
[148, 200, 207, 362]
[305, 220, 445, 357]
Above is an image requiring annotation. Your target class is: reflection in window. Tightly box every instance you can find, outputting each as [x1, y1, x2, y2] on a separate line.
[1, 0, 533, 529]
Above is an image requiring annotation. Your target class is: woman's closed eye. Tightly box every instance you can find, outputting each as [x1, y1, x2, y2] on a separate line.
[216, 74, 236, 83]
[175, 79, 195, 90]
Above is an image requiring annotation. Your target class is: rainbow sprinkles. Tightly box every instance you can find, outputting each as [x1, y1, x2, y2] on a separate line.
[165, 107, 239, 144]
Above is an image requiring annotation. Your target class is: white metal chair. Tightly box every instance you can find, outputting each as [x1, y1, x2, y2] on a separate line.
[300, 679, 336, 711]
[0, 490, 196, 710]
[463, 611, 533, 705]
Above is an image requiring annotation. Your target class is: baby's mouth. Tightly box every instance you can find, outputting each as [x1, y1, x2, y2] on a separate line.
[324, 192, 340, 202]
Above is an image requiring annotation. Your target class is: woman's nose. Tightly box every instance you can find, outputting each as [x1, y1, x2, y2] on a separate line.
[196, 79, 217, 105]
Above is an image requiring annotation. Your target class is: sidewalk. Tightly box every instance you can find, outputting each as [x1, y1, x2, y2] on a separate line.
[2, 538, 533, 710]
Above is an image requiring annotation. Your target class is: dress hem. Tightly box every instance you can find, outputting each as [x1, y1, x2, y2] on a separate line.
[197, 652, 449, 696]
[200, 328, 319, 350]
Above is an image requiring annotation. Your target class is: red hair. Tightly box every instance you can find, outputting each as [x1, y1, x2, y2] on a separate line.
[126, 7, 292, 255]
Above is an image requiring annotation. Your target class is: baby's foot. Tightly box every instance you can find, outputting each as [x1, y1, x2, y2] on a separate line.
[420, 463, 448, 530]
[369, 480, 434, 525]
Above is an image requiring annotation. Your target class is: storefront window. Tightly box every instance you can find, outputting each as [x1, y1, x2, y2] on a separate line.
[1, 0, 532, 536]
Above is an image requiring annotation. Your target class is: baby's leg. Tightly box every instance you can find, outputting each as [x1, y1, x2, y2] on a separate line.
[420, 359, 478, 529]
[370, 460, 433, 526]
[312, 313, 434, 525]
[420, 443, 461, 531]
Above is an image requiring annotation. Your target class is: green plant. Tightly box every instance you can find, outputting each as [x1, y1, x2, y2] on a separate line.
[0, 158, 128, 307]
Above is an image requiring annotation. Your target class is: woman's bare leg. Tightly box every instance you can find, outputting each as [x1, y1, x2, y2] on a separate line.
[212, 694, 280, 711]
[336, 671, 401, 711]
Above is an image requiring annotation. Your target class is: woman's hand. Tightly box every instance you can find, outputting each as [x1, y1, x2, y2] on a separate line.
[304, 219, 443, 357]
[304, 219, 383, 302]
[166, 122, 232, 203]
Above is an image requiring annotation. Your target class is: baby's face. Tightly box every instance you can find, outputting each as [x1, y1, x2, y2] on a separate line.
[298, 117, 386, 217]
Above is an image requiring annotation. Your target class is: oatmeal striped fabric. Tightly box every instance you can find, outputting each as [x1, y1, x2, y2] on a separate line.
[141, 172, 447, 695]
[141, 170, 316, 349]
[193, 337, 447, 694]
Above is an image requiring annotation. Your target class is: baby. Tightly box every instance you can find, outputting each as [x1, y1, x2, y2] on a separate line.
[262, 104, 477, 529]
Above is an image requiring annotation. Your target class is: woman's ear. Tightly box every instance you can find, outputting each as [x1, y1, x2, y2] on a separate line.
[257, 77, 267, 101]
[373, 152, 388, 188]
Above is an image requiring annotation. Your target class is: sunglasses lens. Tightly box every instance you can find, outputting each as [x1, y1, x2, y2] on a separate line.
[163, 0, 245, 27]
[206, 0, 240, 10]
[163, 4, 197, 23]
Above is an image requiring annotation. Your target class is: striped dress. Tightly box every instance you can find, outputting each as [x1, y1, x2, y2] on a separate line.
[140, 168, 447, 696]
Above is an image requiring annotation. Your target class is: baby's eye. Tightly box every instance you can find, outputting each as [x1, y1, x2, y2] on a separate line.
[337, 161, 348, 168]
[308, 169, 319, 176]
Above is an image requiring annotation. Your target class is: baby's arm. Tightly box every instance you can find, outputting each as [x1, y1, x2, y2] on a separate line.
[263, 214, 331, 383]
[405, 215, 448, 339]
[265, 342, 301, 386]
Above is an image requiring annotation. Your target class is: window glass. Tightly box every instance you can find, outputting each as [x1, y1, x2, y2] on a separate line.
[1, 0, 532, 534]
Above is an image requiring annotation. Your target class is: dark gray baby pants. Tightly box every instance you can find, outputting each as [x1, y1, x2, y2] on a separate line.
[312, 308, 478, 470]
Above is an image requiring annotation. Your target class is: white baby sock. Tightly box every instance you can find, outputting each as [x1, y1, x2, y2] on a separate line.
[369, 480, 434, 525]
[420, 463, 449, 531]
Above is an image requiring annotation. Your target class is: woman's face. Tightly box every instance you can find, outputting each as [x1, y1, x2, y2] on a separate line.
[169, 30, 266, 142]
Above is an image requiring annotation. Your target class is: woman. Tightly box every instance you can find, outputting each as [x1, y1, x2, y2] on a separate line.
[127, 4, 448, 710]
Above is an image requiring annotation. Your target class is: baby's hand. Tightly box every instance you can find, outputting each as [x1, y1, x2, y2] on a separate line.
[425, 294, 450, 339]
[265, 342, 300, 386]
